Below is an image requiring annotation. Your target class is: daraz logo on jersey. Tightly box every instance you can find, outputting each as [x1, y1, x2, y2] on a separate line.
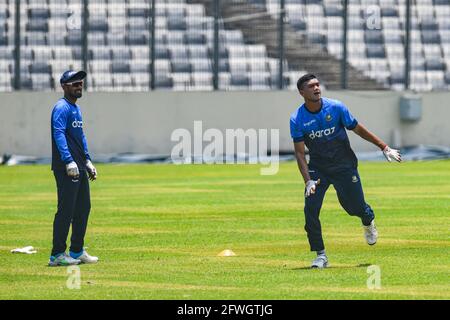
[308, 127, 335, 139]
[72, 120, 83, 128]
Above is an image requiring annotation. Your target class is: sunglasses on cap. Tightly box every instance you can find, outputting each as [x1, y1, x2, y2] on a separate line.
[64, 81, 83, 87]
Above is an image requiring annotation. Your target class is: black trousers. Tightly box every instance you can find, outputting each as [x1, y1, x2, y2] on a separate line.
[304, 166, 375, 252]
[52, 170, 91, 256]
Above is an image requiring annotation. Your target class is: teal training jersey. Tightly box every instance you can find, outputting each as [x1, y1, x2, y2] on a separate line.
[290, 97, 358, 171]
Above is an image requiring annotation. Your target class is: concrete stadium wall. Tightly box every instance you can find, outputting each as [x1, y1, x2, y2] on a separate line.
[0, 90, 449, 158]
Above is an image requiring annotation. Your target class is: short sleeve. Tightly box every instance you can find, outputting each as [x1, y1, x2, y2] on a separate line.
[337, 101, 358, 130]
[290, 115, 304, 143]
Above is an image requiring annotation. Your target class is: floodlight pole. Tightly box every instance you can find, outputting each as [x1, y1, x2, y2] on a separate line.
[150, 0, 156, 90]
[278, 0, 285, 90]
[13, 0, 20, 90]
[341, 0, 348, 89]
[82, 0, 89, 90]
[405, 0, 411, 90]
[213, 0, 220, 90]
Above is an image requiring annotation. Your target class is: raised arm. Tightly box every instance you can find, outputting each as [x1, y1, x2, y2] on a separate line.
[352, 123, 387, 150]
[352, 123, 402, 162]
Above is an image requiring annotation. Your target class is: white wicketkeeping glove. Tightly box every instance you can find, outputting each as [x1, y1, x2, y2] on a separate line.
[11, 246, 37, 254]
[382, 146, 402, 162]
[66, 161, 79, 179]
[86, 160, 97, 181]
[305, 179, 320, 197]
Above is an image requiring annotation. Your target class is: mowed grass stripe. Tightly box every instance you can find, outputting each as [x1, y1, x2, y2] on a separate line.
[0, 161, 449, 299]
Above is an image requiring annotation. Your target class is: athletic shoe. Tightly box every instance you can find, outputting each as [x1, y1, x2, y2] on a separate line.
[70, 250, 98, 264]
[48, 253, 81, 267]
[364, 220, 378, 245]
[311, 254, 328, 269]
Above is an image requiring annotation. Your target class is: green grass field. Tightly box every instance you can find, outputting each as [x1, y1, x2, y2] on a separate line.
[0, 161, 449, 300]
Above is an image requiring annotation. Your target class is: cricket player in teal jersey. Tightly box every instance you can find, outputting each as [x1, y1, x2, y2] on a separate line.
[290, 74, 402, 268]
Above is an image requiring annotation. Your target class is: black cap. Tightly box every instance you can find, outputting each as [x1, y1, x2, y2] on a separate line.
[60, 70, 87, 84]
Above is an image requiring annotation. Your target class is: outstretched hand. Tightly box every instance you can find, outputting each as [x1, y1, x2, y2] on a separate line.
[383, 146, 402, 162]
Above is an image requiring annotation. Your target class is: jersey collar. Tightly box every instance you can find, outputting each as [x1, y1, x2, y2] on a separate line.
[63, 97, 78, 107]
[304, 98, 323, 114]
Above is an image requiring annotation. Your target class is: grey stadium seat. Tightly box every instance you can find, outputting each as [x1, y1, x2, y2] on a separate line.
[425, 58, 445, 71]
[185, 33, 206, 45]
[0, 47, 13, 60]
[381, 7, 398, 17]
[155, 47, 170, 60]
[20, 48, 34, 60]
[53, 47, 72, 60]
[47, 34, 66, 46]
[169, 45, 188, 61]
[367, 45, 386, 59]
[26, 33, 48, 46]
[111, 61, 131, 73]
[171, 60, 192, 73]
[33, 47, 53, 61]
[88, 33, 106, 46]
[89, 18, 109, 33]
[107, 34, 126, 46]
[291, 19, 307, 31]
[421, 19, 438, 31]
[365, 30, 384, 44]
[188, 45, 208, 59]
[73, 48, 94, 60]
[390, 76, 405, 86]
[127, 8, 150, 18]
[0, 35, 8, 46]
[90, 47, 111, 60]
[324, 5, 343, 17]
[112, 47, 132, 60]
[208, 46, 228, 59]
[66, 31, 83, 46]
[130, 61, 149, 73]
[230, 74, 249, 87]
[167, 18, 187, 31]
[20, 77, 33, 90]
[31, 74, 53, 90]
[30, 62, 52, 74]
[422, 31, 441, 44]
[127, 33, 148, 45]
[218, 60, 229, 73]
[130, 47, 149, 60]
[154, 75, 174, 89]
[191, 59, 211, 73]
[28, 8, 50, 20]
[26, 20, 49, 33]
[113, 74, 134, 89]
[128, 18, 148, 31]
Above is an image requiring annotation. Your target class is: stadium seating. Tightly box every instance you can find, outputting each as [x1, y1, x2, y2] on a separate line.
[0, 0, 304, 91]
[1, 0, 449, 91]
[263, 0, 450, 91]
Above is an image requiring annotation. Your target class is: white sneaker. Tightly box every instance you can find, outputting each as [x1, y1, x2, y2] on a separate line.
[48, 253, 81, 267]
[364, 220, 378, 245]
[311, 255, 328, 269]
[71, 250, 99, 264]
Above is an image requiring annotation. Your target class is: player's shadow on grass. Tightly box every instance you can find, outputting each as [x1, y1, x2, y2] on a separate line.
[292, 263, 372, 270]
